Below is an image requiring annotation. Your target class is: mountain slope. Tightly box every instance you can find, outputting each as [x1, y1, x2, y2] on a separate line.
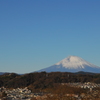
[38, 56, 100, 73]
[0, 72, 6, 75]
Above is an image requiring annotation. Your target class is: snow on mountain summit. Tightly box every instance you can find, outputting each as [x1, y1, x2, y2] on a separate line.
[38, 56, 100, 73]
[55, 56, 98, 69]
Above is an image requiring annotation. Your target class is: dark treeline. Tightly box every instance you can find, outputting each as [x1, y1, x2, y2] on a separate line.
[0, 72, 100, 91]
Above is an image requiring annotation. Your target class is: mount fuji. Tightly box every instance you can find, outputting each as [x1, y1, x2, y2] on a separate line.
[38, 56, 100, 73]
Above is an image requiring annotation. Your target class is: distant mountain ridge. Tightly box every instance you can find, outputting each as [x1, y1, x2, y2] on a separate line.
[38, 56, 100, 73]
[0, 72, 6, 75]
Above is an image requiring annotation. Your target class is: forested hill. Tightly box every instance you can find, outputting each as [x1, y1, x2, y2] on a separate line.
[0, 72, 100, 91]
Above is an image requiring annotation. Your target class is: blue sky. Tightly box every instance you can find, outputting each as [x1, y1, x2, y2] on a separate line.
[0, 0, 100, 73]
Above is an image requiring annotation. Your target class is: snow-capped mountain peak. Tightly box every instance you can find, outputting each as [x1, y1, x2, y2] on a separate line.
[55, 56, 98, 69]
[38, 56, 100, 73]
